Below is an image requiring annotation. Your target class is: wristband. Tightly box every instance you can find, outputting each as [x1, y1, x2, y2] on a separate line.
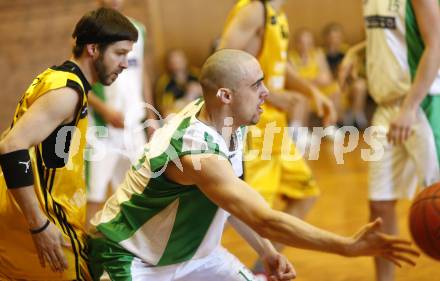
[0, 149, 34, 189]
[29, 219, 50, 235]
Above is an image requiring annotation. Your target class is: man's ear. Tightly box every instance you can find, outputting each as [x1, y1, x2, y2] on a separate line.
[216, 88, 233, 104]
[86, 43, 100, 58]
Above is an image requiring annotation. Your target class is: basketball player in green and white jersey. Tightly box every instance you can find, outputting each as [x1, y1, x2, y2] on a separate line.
[87, 49, 418, 281]
[363, 0, 440, 280]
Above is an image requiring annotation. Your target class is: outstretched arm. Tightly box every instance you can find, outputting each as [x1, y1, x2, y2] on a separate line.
[88, 92, 124, 128]
[0, 88, 80, 272]
[173, 154, 419, 267]
[338, 41, 366, 90]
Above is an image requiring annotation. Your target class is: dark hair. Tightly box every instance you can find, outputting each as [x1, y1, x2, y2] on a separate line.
[72, 7, 138, 58]
[322, 22, 343, 37]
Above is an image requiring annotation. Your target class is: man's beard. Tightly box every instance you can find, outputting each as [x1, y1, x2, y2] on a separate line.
[94, 54, 112, 86]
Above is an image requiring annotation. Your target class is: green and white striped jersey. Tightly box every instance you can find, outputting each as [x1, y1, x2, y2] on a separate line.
[91, 99, 245, 266]
[364, 0, 440, 104]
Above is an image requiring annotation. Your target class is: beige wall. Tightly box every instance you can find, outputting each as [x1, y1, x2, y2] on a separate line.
[147, 0, 365, 69]
[0, 0, 364, 130]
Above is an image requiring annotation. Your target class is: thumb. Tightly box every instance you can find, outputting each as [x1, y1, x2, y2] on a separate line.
[315, 99, 324, 117]
[368, 218, 383, 232]
[60, 235, 71, 248]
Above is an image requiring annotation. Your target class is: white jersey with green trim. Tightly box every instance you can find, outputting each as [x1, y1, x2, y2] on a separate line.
[91, 99, 244, 267]
[364, 0, 440, 104]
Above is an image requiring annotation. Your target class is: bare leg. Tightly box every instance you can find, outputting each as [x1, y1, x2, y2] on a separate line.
[350, 78, 368, 128]
[369, 200, 398, 281]
[288, 92, 311, 127]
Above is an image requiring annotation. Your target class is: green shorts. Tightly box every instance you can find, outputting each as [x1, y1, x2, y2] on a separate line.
[88, 236, 135, 281]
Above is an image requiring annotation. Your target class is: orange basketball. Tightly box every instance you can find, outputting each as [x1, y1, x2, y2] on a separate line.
[409, 182, 440, 260]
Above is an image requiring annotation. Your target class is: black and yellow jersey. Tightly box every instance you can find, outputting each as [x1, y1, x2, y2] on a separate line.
[222, 0, 290, 153]
[0, 61, 92, 281]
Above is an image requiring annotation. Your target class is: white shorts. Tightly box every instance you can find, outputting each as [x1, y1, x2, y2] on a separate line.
[368, 103, 440, 200]
[86, 127, 146, 203]
[102, 247, 256, 281]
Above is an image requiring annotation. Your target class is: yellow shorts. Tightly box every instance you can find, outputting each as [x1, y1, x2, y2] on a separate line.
[0, 181, 91, 281]
[244, 104, 319, 206]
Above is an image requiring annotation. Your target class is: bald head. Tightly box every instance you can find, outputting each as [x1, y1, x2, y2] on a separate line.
[200, 49, 258, 97]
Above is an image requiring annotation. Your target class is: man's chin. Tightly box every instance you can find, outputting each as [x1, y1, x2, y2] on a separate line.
[100, 77, 116, 86]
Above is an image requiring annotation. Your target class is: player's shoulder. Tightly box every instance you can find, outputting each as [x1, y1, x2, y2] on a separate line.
[236, 0, 265, 27]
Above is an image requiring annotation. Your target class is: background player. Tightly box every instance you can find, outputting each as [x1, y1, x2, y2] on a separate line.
[363, 0, 440, 280]
[86, 0, 155, 226]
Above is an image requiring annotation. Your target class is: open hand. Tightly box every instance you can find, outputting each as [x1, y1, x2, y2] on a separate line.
[310, 88, 337, 126]
[347, 218, 420, 267]
[31, 222, 71, 272]
[387, 106, 417, 145]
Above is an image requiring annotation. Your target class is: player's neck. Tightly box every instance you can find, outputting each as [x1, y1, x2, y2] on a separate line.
[198, 104, 238, 145]
[70, 57, 95, 85]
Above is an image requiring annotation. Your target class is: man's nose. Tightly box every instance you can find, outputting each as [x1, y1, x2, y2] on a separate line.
[261, 83, 270, 99]
[121, 57, 129, 69]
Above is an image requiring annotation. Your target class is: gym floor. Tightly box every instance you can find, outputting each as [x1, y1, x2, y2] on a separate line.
[222, 139, 440, 281]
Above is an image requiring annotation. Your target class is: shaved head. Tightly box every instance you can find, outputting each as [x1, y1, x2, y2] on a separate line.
[200, 49, 257, 97]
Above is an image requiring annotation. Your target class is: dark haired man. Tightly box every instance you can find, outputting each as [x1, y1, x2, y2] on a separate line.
[0, 7, 137, 281]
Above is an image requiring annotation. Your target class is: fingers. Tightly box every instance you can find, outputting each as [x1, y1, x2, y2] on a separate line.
[383, 252, 417, 267]
[276, 257, 286, 276]
[36, 247, 46, 268]
[54, 246, 69, 271]
[42, 247, 67, 273]
[33, 225, 69, 273]
[388, 245, 420, 257]
[314, 98, 324, 117]
[276, 259, 296, 280]
[381, 234, 413, 245]
[277, 270, 297, 280]
[369, 218, 382, 231]
[45, 250, 61, 272]
[61, 236, 72, 249]
[387, 124, 411, 145]
[382, 253, 403, 268]
[358, 218, 382, 236]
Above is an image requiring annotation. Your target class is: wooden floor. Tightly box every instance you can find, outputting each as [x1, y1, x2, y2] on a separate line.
[222, 139, 439, 281]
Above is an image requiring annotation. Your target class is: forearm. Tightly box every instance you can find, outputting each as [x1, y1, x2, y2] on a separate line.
[259, 210, 351, 256]
[0, 133, 32, 154]
[287, 73, 316, 98]
[403, 46, 440, 110]
[229, 216, 277, 257]
[10, 186, 47, 229]
[87, 93, 109, 116]
[0, 140, 44, 228]
[313, 74, 332, 88]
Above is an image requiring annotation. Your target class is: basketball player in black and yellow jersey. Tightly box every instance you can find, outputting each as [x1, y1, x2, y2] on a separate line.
[0, 8, 137, 281]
